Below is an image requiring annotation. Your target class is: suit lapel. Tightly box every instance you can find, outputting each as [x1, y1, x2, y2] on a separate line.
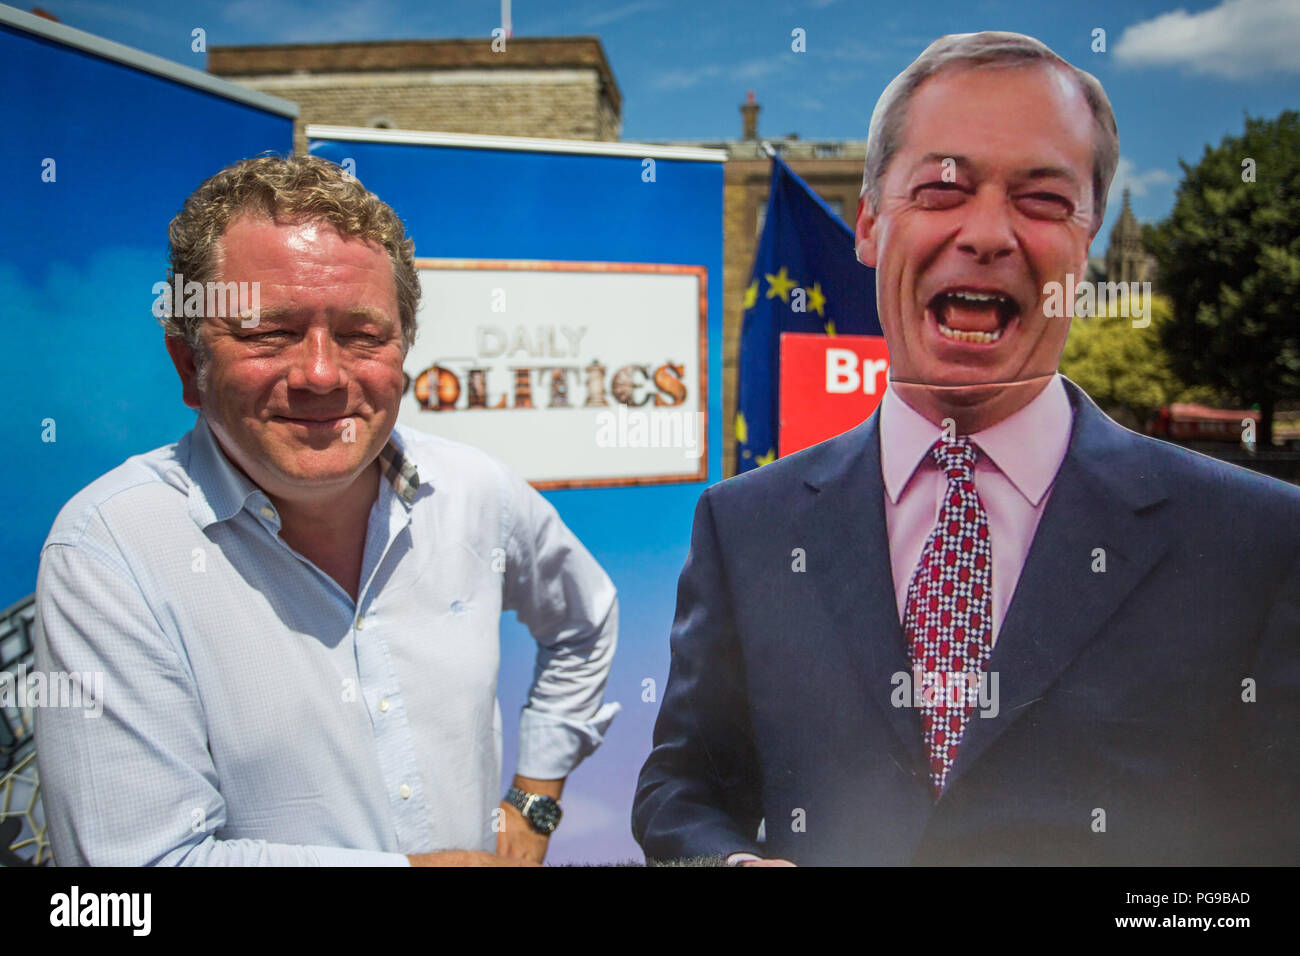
[801, 413, 927, 771]
[945, 381, 1170, 790]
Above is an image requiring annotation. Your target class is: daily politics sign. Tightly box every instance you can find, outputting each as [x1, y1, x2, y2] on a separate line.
[735, 155, 881, 472]
[399, 258, 707, 489]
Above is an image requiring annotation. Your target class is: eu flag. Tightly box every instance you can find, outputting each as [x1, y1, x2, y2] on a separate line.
[735, 154, 881, 473]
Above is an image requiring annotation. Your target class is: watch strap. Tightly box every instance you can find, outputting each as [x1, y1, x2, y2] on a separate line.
[504, 785, 562, 834]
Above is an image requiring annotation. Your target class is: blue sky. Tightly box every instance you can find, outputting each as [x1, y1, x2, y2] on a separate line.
[36, 0, 1300, 250]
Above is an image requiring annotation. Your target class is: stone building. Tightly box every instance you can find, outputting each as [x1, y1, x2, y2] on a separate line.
[1083, 188, 1160, 304]
[1104, 188, 1159, 287]
[207, 37, 622, 153]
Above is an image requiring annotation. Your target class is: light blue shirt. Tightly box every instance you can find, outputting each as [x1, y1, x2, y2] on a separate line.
[33, 414, 619, 865]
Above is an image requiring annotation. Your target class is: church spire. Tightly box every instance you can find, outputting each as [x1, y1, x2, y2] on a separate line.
[1105, 187, 1153, 288]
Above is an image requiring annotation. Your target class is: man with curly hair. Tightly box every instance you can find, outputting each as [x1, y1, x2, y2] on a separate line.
[34, 155, 619, 866]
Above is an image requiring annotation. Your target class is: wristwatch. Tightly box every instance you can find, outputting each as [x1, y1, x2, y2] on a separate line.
[504, 786, 563, 835]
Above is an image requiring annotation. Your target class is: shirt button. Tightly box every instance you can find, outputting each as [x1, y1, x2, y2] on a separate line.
[399, 784, 412, 800]
[259, 505, 275, 520]
[378, 698, 389, 713]
[355, 616, 365, 630]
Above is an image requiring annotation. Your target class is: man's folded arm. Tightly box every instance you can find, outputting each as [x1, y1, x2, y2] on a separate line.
[632, 488, 764, 862]
[33, 535, 409, 866]
[501, 466, 621, 780]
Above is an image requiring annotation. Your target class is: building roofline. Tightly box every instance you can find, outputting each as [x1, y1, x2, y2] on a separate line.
[307, 124, 726, 162]
[208, 35, 621, 114]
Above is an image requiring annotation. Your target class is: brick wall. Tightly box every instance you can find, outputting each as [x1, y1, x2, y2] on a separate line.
[208, 37, 622, 151]
[226, 70, 613, 153]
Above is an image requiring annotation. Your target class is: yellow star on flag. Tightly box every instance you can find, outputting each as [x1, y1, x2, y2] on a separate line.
[765, 266, 796, 303]
[824, 319, 836, 336]
[756, 448, 776, 466]
[734, 411, 748, 445]
[807, 282, 826, 317]
[743, 280, 758, 310]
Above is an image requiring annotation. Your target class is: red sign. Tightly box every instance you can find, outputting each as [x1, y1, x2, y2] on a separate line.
[779, 333, 890, 457]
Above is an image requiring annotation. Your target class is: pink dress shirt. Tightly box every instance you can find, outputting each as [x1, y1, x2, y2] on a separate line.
[879, 374, 1074, 644]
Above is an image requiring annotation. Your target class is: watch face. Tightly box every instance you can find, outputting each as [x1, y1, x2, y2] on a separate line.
[529, 797, 562, 834]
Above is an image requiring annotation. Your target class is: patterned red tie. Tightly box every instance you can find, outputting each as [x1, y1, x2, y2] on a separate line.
[902, 438, 994, 799]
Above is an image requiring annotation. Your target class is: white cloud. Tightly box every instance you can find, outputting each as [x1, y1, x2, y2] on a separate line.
[219, 0, 398, 44]
[583, 1, 665, 28]
[649, 63, 724, 91]
[823, 38, 892, 64]
[734, 58, 788, 82]
[1114, 0, 1300, 78]
[649, 56, 788, 91]
[59, 0, 172, 37]
[1107, 156, 1175, 208]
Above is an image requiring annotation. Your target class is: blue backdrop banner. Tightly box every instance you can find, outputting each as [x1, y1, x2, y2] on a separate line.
[0, 11, 295, 606]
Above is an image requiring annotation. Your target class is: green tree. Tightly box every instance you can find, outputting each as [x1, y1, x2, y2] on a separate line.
[1148, 110, 1300, 447]
[1061, 294, 1217, 428]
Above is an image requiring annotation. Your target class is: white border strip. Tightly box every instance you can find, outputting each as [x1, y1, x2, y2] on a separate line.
[307, 124, 727, 162]
[0, 4, 299, 118]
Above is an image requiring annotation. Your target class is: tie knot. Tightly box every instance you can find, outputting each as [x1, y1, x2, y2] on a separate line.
[930, 438, 977, 481]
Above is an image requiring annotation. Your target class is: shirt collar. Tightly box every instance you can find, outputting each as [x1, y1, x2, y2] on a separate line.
[186, 414, 422, 530]
[971, 375, 1072, 505]
[879, 373, 1072, 506]
[186, 414, 263, 529]
[378, 426, 421, 506]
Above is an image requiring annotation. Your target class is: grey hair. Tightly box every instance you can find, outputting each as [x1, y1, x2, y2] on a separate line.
[861, 32, 1119, 232]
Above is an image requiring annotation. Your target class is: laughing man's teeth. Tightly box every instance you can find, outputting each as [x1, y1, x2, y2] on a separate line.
[937, 323, 1003, 343]
[948, 290, 1012, 306]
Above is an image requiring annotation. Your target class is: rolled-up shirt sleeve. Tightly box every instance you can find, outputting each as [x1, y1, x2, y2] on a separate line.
[34, 526, 409, 867]
[499, 467, 620, 780]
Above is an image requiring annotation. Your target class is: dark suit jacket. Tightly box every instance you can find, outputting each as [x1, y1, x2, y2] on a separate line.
[633, 380, 1300, 864]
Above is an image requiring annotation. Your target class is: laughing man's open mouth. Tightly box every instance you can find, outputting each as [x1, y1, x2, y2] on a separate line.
[928, 288, 1021, 344]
